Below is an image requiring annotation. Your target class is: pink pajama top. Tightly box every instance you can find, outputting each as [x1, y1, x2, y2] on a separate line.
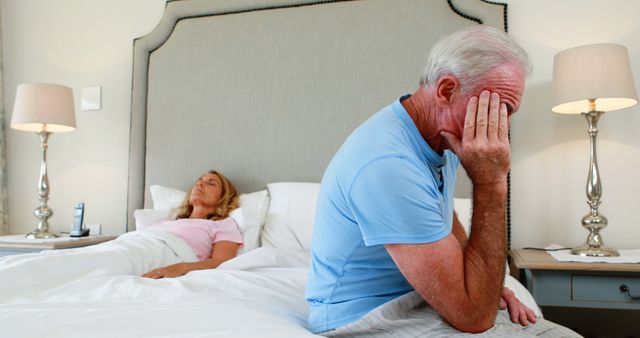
[148, 217, 243, 261]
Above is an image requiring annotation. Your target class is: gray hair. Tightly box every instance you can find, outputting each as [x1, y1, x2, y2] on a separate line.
[421, 25, 532, 96]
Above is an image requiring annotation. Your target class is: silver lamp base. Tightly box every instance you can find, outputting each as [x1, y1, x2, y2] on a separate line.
[570, 109, 619, 258]
[25, 230, 60, 239]
[571, 245, 619, 257]
[24, 131, 59, 240]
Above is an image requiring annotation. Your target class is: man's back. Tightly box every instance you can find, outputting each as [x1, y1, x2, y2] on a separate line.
[306, 97, 459, 333]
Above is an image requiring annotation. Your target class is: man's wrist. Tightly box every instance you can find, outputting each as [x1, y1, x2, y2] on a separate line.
[473, 179, 508, 195]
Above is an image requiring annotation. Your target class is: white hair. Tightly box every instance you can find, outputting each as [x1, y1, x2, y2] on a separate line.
[421, 25, 532, 96]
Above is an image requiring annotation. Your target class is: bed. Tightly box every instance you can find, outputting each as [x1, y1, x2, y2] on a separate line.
[0, 0, 539, 337]
[0, 182, 538, 338]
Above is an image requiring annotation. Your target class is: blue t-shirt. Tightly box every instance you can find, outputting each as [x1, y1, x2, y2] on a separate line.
[305, 98, 459, 333]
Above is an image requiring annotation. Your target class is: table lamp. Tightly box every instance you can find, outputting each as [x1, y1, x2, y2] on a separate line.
[551, 44, 638, 257]
[11, 83, 76, 239]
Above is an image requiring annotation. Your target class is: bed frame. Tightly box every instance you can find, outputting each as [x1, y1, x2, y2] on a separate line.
[127, 0, 509, 232]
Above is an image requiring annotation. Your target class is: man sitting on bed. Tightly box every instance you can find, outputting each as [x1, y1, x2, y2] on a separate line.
[306, 26, 580, 337]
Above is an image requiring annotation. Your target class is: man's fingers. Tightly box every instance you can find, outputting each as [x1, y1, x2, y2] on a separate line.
[498, 103, 509, 141]
[463, 96, 478, 142]
[526, 307, 538, 323]
[487, 93, 500, 139]
[508, 300, 519, 324]
[475, 90, 490, 139]
[503, 289, 522, 325]
[501, 287, 536, 326]
[512, 306, 529, 326]
[499, 298, 507, 310]
[519, 305, 530, 326]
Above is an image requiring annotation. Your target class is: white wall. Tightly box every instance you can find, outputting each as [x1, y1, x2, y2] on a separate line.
[507, 0, 640, 249]
[2, 0, 639, 248]
[1, 0, 166, 235]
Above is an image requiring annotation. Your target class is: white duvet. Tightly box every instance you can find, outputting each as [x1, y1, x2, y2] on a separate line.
[0, 231, 318, 338]
[0, 230, 196, 301]
[0, 231, 539, 338]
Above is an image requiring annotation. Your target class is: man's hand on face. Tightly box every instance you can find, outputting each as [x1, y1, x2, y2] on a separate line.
[441, 90, 510, 186]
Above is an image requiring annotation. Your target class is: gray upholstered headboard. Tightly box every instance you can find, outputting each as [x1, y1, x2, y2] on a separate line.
[127, 0, 508, 231]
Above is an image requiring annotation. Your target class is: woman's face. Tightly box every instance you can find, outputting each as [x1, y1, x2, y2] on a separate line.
[190, 173, 223, 208]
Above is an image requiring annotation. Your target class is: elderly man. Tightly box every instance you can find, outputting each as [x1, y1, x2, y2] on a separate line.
[306, 26, 580, 337]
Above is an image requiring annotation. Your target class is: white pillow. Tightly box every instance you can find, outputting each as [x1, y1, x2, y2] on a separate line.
[261, 182, 320, 252]
[238, 190, 270, 228]
[260, 184, 475, 253]
[133, 208, 173, 230]
[230, 190, 270, 254]
[150, 184, 187, 210]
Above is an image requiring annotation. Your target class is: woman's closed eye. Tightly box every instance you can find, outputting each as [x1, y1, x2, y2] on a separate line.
[197, 178, 217, 187]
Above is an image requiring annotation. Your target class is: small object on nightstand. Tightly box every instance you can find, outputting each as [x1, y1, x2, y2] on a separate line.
[70, 202, 89, 237]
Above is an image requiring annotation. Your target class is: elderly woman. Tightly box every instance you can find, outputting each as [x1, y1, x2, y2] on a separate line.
[0, 169, 245, 301]
[143, 170, 243, 279]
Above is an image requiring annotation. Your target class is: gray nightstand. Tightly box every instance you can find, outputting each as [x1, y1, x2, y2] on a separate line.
[0, 234, 116, 257]
[510, 249, 640, 337]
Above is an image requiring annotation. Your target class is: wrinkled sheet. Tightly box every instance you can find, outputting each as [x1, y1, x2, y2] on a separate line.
[0, 244, 318, 338]
[0, 233, 539, 338]
[0, 230, 196, 302]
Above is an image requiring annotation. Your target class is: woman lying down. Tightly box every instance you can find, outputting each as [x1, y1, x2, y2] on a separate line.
[0, 170, 243, 300]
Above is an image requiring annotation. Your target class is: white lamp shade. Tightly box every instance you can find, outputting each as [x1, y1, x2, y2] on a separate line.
[551, 43, 638, 114]
[11, 83, 76, 132]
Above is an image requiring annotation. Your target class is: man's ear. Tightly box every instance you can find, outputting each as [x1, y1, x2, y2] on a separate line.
[435, 75, 459, 105]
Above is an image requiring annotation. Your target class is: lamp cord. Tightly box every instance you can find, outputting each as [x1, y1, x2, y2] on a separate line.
[522, 247, 572, 251]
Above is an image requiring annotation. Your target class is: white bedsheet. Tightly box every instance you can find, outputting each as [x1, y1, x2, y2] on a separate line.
[0, 230, 196, 302]
[0, 235, 539, 338]
[0, 246, 318, 338]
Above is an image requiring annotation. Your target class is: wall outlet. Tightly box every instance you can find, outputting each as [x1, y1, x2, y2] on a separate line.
[87, 224, 102, 235]
[81, 86, 101, 111]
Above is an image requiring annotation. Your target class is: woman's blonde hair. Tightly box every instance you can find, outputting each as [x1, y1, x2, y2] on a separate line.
[174, 170, 239, 221]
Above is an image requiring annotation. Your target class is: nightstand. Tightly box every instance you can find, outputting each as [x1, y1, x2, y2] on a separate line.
[0, 234, 116, 257]
[510, 248, 640, 337]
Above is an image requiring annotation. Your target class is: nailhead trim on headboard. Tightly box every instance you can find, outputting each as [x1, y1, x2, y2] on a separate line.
[445, 0, 512, 249]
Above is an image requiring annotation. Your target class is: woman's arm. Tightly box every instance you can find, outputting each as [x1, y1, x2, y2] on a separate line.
[142, 241, 241, 279]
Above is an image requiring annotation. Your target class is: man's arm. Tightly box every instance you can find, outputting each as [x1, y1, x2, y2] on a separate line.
[386, 91, 510, 333]
[386, 183, 507, 332]
[453, 210, 539, 327]
[451, 212, 468, 248]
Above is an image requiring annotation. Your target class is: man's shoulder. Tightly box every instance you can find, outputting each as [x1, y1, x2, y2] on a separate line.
[353, 101, 407, 137]
[335, 109, 417, 166]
